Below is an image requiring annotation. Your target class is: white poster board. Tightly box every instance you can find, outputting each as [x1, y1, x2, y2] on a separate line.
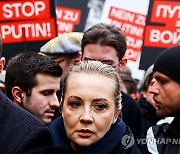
[101, 0, 150, 80]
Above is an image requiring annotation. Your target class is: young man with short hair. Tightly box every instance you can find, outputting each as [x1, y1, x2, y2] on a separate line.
[0, 36, 52, 153]
[5, 51, 62, 125]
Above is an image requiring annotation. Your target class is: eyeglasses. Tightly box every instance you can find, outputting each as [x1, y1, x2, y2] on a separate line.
[84, 58, 121, 68]
[102, 61, 121, 68]
[111, 61, 121, 68]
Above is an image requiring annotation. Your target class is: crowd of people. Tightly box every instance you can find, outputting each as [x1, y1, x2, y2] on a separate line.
[0, 23, 180, 154]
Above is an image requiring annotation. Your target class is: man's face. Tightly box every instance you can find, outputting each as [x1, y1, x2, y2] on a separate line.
[149, 72, 180, 117]
[22, 73, 61, 125]
[82, 44, 122, 73]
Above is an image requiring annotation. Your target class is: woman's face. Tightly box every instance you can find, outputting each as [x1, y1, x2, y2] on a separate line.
[62, 73, 119, 150]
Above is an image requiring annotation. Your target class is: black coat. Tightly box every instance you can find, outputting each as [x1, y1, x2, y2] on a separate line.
[0, 90, 52, 154]
[121, 92, 143, 140]
[146, 119, 180, 154]
[138, 95, 162, 138]
[48, 117, 141, 154]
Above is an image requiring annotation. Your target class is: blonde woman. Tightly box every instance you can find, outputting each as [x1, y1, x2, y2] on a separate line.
[49, 60, 140, 153]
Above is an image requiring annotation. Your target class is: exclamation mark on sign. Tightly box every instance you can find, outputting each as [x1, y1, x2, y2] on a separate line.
[47, 23, 51, 37]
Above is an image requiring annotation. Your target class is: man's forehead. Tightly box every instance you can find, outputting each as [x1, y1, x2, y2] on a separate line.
[83, 44, 119, 61]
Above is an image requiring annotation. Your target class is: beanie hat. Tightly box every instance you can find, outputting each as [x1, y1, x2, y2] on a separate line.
[153, 45, 180, 83]
[39, 32, 83, 59]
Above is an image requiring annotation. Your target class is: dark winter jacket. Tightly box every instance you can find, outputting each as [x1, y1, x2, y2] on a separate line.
[146, 119, 180, 154]
[121, 92, 143, 140]
[138, 95, 162, 138]
[48, 117, 141, 154]
[0, 90, 52, 154]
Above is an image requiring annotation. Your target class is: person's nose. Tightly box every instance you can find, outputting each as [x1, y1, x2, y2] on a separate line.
[50, 94, 60, 108]
[80, 106, 93, 124]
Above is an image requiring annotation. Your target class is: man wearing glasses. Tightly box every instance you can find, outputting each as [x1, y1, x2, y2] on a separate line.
[81, 23, 143, 144]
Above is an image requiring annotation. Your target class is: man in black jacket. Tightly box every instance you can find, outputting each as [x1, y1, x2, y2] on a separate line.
[146, 45, 180, 154]
[0, 35, 51, 153]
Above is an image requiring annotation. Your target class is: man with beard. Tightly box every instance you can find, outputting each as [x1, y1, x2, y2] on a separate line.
[146, 45, 180, 154]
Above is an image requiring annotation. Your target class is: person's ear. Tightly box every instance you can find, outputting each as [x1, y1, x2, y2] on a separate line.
[12, 86, 24, 106]
[112, 110, 120, 124]
[141, 91, 146, 98]
[0, 57, 5, 72]
[74, 51, 82, 63]
[119, 58, 127, 70]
